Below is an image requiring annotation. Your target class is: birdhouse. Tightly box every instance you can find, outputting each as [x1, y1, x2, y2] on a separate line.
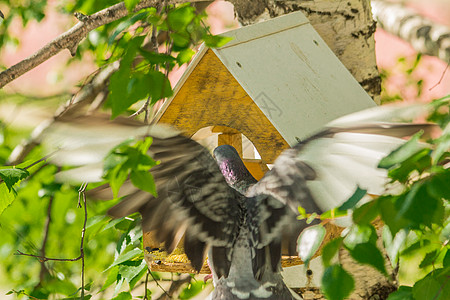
[144, 10, 375, 279]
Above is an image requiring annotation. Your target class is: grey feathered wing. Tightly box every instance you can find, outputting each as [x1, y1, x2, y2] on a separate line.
[108, 134, 244, 276]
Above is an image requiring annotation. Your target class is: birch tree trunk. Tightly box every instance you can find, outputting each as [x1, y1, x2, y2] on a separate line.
[228, 0, 382, 103]
[372, 0, 450, 63]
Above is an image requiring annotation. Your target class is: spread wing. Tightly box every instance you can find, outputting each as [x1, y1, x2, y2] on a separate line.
[108, 134, 244, 274]
[37, 115, 244, 274]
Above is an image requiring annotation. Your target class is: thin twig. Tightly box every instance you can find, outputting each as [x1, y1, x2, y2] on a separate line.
[143, 269, 151, 300]
[0, 0, 205, 89]
[149, 271, 171, 299]
[15, 182, 89, 299]
[429, 62, 449, 91]
[156, 274, 192, 300]
[78, 182, 88, 299]
[38, 195, 54, 284]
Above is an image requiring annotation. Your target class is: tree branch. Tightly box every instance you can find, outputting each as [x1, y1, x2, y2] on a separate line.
[372, 0, 450, 63]
[0, 0, 203, 89]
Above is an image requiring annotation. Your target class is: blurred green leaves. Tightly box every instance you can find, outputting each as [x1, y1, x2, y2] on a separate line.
[297, 96, 450, 299]
[104, 137, 157, 197]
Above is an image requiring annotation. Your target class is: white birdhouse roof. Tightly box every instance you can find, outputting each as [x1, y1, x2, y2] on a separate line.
[154, 10, 375, 148]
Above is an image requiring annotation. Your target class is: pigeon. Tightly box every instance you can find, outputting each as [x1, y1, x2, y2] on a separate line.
[36, 102, 440, 300]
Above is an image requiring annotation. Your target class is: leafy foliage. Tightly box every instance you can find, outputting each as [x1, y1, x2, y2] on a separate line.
[297, 96, 450, 299]
[0, 1, 230, 299]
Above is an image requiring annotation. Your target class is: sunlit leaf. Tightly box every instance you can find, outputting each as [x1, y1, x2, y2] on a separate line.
[130, 170, 156, 196]
[339, 186, 367, 210]
[322, 237, 343, 267]
[378, 195, 412, 235]
[297, 224, 325, 265]
[398, 183, 444, 227]
[419, 250, 439, 268]
[343, 224, 377, 250]
[382, 228, 407, 266]
[0, 168, 29, 192]
[107, 248, 143, 270]
[378, 132, 425, 169]
[101, 266, 119, 292]
[118, 259, 147, 288]
[321, 265, 354, 300]
[111, 291, 132, 300]
[352, 200, 379, 225]
[109, 36, 145, 118]
[386, 286, 414, 300]
[177, 48, 195, 65]
[203, 35, 232, 48]
[167, 5, 195, 31]
[347, 243, 387, 276]
[124, 0, 140, 12]
[0, 183, 15, 215]
[412, 268, 450, 300]
[179, 281, 206, 299]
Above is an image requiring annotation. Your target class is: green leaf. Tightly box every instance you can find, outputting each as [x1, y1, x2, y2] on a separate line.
[432, 125, 450, 163]
[378, 195, 412, 235]
[171, 31, 191, 48]
[101, 266, 119, 292]
[444, 249, 450, 268]
[0, 182, 16, 215]
[139, 49, 176, 65]
[419, 250, 439, 268]
[347, 242, 387, 275]
[352, 200, 379, 225]
[297, 206, 307, 219]
[297, 224, 325, 265]
[387, 148, 431, 183]
[427, 170, 450, 200]
[179, 281, 206, 299]
[124, 0, 140, 12]
[109, 36, 145, 118]
[401, 239, 431, 256]
[321, 265, 355, 300]
[386, 286, 414, 300]
[412, 268, 450, 300]
[111, 291, 132, 300]
[338, 186, 367, 210]
[398, 183, 444, 227]
[128, 262, 148, 289]
[383, 228, 407, 266]
[0, 168, 29, 192]
[203, 35, 233, 48]
[322, 237, 343, 267]
[343, 224, 377, 250]
[107, 248, 143, 270]
[177, 48, 195, 65]
[118, 259, 147, 288]
[147, 70, 173, 103]
[130, 170, 156, 196]
[320, 208, 348, 220]
[167, 5, 195, 31]
[378, 132, 425, 169]
[109, 12, 149, 45]
[107, 164, 129, 198]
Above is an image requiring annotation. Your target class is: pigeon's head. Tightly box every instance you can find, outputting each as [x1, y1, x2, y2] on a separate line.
[213, 145, 241, 164]
[213, 145, 257, 191]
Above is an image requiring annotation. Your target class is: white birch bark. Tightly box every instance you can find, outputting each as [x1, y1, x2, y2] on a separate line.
[372, 0, 450, 63]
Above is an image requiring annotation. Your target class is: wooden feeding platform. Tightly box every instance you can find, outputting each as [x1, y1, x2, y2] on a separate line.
[143, 223, 344, 274]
